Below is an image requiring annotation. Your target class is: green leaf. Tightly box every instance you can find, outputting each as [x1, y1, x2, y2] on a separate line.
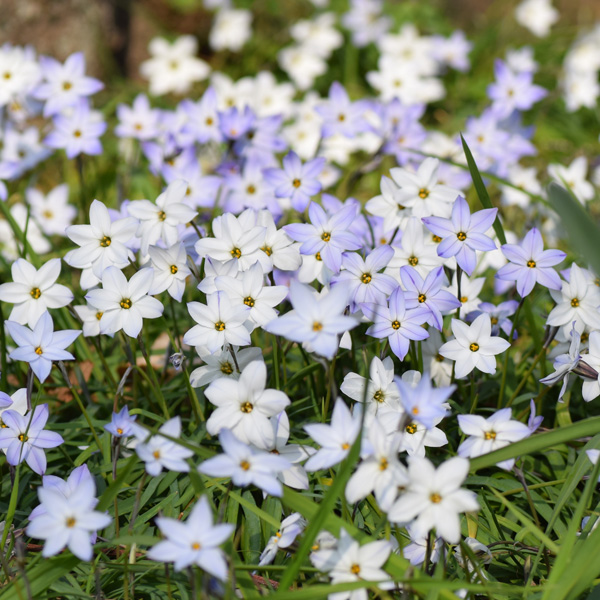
[547, 182, 600, 277]
[460, 133, 507, 245]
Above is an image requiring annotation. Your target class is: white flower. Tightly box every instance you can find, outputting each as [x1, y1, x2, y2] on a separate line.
[128, 180, 197, 255]
[346, 417, 408, 511]
[325, 528, 392, 600]
[259, 512, 307, 566]
[458, 408, 531, 470]
[204, 360, 290, 449]
[148, 495, 233, 578]
[85, 267, 164, 338]
[27, 184, 76, 236]
[439, 313, 511, 379]
[183, 291, 251, 354]
[199, 429, 291, 497]
[515, 0, 558, 37]
[209, 9, 252, 52]
[6, 312, 80, 383]
[26, 466, 111, 561]
[0, 258, 73, 328]
[64, 199, 137, 284]
[215, 262, 288, 329]
[140, 36, 210, 96]
[148, 242, 192, 302]
[388, 456, 479, 543]
[189, 346, 262, 388]
[135, 417, 194, 476]
[304, 399, 362, 471]
[548, 157, 594, 205]
[340, 356, 402, 418]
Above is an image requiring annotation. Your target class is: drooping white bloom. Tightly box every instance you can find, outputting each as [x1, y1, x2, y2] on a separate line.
[458, 408, 532, 470]
[26, 465, 111, 560]
[388, 456, 479, 543]
[0, 258, 73, 328]
[304, 399, 362, 471]
[199, 429, 291, 497]
[439, 314, 511, 379]
[134, 417, 194, 476]
[204, 360, 290, 449]
[85, 267, 164, 338]
[259, 512, 307, 566]
[148, 495, 234, 578]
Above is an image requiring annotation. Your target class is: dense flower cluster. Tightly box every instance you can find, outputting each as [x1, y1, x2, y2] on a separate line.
[1, 0, 600, 597]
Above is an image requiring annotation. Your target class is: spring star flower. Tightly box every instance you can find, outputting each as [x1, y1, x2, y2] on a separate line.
[361, 287, 430, 361]
[0, 258, 73, 328]
[204, 360, 290, 449]
[263, 151, 326, 212]
[127, 180, 197, 255]
[65, 199, 138, 284]
[184, 291, 251, 354]
[496, 228, 566, 297]
[388, 456, 479, 543]
[304, 399, 362, 472]
[85, 267, 164, 338]
[148, 495, 234, 578]
[6, 312, 80, 383]
[458, 408, 531, 470]
[285, 203, 362, 273]
[265, 281, 358, 360]
[0, 404, 64, 474]
[135, 417, 194, 476]
[26, 466, 111, 560]
[422, 196, 497, 276]
[199, 428, 291, 497]
[439, 313, 511, 379]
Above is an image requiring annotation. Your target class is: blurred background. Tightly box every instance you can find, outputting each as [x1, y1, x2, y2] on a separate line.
[2, 0, 600, 82]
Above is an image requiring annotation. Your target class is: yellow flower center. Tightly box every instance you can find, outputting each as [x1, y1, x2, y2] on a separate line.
[405, 423, 418, 434]
[418, 188, 429, 199]
[215, 321, 226, 331]
[153, 450, 161, 459]
[379, 457, 388, 471]
[312, 321, 323, 332]
[457, 231, 467, 241]
[120, 298, 132, 309]
[430, 493, 442, 504]
[220, 362, 234, 375]
[460, 296, 468, 303]
[18, 434, 28, 442]
[261, 245, 273, 256]
[231, 247, 242, 259]
[73, 129, 82, 138]
[30, 287, 41, 299]
[418, 293, 426, 303]
[408, 256, 418, 266]
[65, 517, 76, 528]
[527, 259, 536, 268]
[484, 431, 497, 440]
[243, 296, 255, 307]
[435, 353, 445, 362]
[391, 320, 401, 330]
[341, 442, 350, 450]
[63, 81, 72, 90]
[315, 252, 322, 261]
[361, 273, 372, 284]
[43, 210, 54, 219]
[170, 265, 178, 274]
[240, 401, 253, 413]
[469, 343, 479, 352]
[373, 390, 385, 403]
[491, 316, 498, 325]
[96, 311, 103, 320]
[35, 346, 43, 355]
[246, 184, 256, 194]
[432, 235, 442, 243]
[100, 236, 111, 247]
[116, 427, 124, 435]
[292, 178, 301, 188]
[350, 563, 361, 575]
[240, 460, 251, 471]
[321, 232, 331, 242]
[191, 542, 201, 550]
[571, 298, 580, 307]
[158, 211, 167, 222]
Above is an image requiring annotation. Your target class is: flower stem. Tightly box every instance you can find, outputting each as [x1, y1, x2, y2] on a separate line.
[498, 296, 525, 408]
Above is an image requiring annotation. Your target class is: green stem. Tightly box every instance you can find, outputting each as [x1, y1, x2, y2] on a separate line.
[498, 296, 525, 408]
[506, 347, 547, 407]
[1, 466, 20, 550]
[137, 335, 169, 420]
